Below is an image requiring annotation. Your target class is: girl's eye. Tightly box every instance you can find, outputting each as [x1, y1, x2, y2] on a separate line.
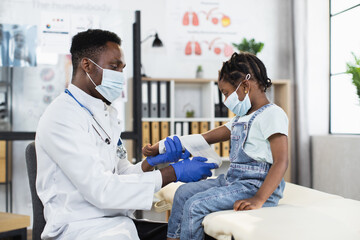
[111, 65, 117, 70]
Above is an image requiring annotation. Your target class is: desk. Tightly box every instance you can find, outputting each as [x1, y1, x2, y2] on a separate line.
[0, 212, 30, 240]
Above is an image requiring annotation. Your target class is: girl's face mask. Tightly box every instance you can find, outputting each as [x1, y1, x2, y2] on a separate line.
[224, 74, 252, 117]
[86, 58, 125, 103]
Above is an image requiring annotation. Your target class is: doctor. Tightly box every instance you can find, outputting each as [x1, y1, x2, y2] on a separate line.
[35, 29, 217, 240]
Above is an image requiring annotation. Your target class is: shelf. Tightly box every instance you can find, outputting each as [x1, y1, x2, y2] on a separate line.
[214, 118, 231, 122]
[173, 118, 211, 122]
[142, 77, 215, 83]
[142, 118, 216, 122]
[142, 118, 171, 122]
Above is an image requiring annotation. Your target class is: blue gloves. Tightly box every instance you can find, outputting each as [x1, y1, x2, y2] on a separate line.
[171, 157, 218, 183]
[147, 136, 190, 166]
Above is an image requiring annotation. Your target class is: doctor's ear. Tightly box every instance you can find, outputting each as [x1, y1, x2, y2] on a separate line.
[80, 58, 92, 73]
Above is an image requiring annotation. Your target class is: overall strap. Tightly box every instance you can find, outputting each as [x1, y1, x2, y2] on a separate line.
[247, 103, 273, 130]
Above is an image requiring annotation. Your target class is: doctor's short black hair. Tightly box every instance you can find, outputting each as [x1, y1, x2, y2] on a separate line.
[219, 52, 272, 92]
[70, 29, 121, 74]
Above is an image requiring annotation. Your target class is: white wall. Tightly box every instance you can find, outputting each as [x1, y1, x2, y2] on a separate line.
[137, 0, 293, 80]
[306, 0, 330, 135]
[0, 0, 293, 223]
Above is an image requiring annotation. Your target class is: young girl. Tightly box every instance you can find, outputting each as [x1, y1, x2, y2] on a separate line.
[144, 52, 289, 240]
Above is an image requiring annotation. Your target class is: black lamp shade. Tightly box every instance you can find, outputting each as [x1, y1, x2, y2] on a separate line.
[152, 33, 163, 47]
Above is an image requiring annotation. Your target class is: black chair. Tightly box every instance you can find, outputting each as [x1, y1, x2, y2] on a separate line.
[25, 142, 46, 240]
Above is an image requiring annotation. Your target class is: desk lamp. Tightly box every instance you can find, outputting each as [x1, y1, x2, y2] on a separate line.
[141, 32, 163, 77]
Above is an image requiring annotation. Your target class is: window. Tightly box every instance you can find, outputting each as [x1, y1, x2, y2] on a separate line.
[330, 1, 360, 134]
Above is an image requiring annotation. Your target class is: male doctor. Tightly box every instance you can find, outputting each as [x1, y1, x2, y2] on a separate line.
[35, 29, 217, 240]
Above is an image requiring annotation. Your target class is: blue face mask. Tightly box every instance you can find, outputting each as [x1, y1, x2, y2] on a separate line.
[86, 58, 125, 103]
[224, 74, 252, 117]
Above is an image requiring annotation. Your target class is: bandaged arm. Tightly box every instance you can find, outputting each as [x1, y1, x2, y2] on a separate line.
[159, 134, 222, 167]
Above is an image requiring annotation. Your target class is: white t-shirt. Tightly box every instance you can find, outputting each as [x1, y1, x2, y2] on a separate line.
[225, 104, 288, 164]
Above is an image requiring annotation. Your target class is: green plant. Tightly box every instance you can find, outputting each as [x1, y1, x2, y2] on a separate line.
[196, 65, 203, 73]
[346, 52, 360, 102]
[186, 110, 194, 118]
[232, 38, 264, 55]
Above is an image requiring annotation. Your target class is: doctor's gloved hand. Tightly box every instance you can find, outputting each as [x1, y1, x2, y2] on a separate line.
[170, 157, 218, 183]
[146, 136, 190, 166]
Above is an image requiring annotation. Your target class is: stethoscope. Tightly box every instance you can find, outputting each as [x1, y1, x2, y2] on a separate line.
[65, 89, 127, 159]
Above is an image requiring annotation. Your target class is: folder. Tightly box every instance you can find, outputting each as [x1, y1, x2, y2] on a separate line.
[228, 109, 236, 118]
[190, 122, 199, 134]
[160, 122, 170, 139]
[0, 141, 5, 183]
[150, 82, 159, 118]
[200, 121, 209, 133]
[182, 122, 189, 135]
[214, 83, 221, 117]
[221, 94, 228, 117]
[175, 122, 183, 135]
[141, 82, 149, 118]
[213, 122, 221, 155]
[142, 122, 150, 158]
[159, 82, 169, 118]
[221, 122, 230, 157]
[151, 122, 160, 145]
[222, 140, 230, 157]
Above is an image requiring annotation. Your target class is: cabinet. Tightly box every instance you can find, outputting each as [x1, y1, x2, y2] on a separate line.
[141, 77, 292, 182]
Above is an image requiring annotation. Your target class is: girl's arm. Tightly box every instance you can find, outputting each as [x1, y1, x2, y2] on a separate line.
[233, 133, 288, 211]
[142, 125, 231, 156]
[202, 125, 231, 144]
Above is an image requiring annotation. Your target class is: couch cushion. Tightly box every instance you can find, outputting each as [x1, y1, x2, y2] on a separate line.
[203, 183, 360, 240]
[155, 182, 360, 240]
[279, 182, 343, 205]
[203, 200, 360, 240]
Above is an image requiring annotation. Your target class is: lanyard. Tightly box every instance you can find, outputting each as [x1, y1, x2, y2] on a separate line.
[65, 89, 112, 145]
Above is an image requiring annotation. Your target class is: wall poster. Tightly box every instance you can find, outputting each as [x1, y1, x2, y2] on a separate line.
[0, 23, 37, 67]
[166, 0, 242, 60]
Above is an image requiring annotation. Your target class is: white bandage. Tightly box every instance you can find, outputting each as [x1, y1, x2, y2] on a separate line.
[158, 135, 184, 154]
[158, 134, 222, 167]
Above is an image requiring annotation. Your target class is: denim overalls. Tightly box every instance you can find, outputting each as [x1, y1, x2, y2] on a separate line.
[167, 104, 285, 240]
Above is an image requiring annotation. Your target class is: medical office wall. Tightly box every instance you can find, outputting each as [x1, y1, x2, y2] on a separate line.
[0, 0, 134, 221]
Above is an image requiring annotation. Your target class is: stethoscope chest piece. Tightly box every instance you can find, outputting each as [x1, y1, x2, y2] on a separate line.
[117, 138, 127, 160]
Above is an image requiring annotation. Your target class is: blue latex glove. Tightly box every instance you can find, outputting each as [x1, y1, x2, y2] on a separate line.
[171, 157, 218, 183]
[147, 136, 190, 166]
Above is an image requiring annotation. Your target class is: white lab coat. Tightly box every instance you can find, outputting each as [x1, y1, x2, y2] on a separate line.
[35, 84, 162, 240]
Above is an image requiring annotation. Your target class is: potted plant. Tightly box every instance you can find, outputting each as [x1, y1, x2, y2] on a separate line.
[232, 38, 264, 55]
[196, 65, 203, 78]
[346, 52, 360, 103]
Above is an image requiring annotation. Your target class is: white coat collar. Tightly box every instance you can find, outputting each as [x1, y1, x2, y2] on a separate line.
[67, 83, 108, 114]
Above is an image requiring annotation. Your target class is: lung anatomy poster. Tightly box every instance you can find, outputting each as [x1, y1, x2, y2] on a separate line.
[167, 0, 240, 60]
